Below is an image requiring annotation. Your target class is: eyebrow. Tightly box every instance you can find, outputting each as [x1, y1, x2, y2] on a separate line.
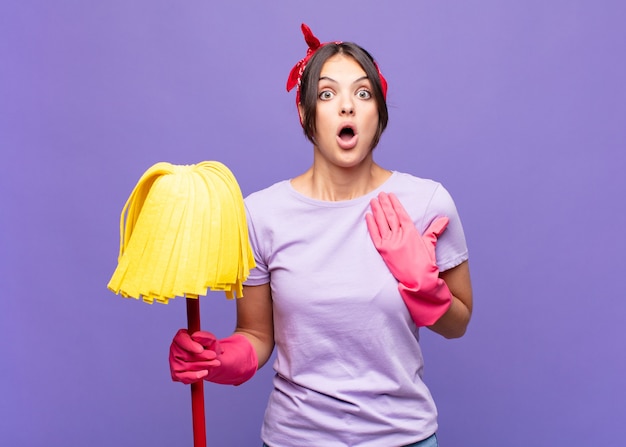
[318, 75, 370, 85]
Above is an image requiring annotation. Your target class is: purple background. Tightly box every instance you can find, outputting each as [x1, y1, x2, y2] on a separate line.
[2, 1, 625, 446]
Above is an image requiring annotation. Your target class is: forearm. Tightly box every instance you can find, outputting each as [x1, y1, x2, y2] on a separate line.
[234, 328, 275, 369]
[427, 261, 473, 339]
[236, 283, 275, 369]
[427, 293, 472, 339]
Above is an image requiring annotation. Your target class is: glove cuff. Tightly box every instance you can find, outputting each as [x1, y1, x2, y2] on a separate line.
[399, 280, 453, 327]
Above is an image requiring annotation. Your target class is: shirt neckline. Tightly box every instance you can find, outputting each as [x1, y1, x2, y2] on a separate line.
[284, 171, 399, 208]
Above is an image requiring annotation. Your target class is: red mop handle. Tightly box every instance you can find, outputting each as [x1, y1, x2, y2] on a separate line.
[187, 297, 207, 447]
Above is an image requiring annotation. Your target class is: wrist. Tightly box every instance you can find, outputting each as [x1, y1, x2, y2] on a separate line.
[398, 279, 452, 327]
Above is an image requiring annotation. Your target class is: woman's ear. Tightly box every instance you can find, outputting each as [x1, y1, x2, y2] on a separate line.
[297, 103, 305, 124]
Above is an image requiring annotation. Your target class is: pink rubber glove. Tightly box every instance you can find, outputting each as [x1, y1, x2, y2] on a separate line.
[169, 329, 258, 386]
[366, 192, 452, 326]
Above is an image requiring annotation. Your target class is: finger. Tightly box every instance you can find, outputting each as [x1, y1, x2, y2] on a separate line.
[173, 369, 209, 385]
[173, 358, 221, 371]
[174, 348, 219, 362]
[170, 348, 221, 372]
[190, 330, 216, 345]
[388, 193, 415, 228]
[377, 192, 400, 232]
[427, 216, 450, 238]
[365, 212, 382, 247]
[173, 329, 204, 354]
[191, 331, 222, 353]
[170, 356, 215, 375]
[369, 197, 391, 239]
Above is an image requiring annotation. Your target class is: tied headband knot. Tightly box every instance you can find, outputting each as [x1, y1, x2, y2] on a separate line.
[286, 23, 388, 108]
[286, 24, 338, 103]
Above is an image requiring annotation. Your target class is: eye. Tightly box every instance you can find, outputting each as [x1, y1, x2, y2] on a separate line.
[356, 89, 372, 99]
[319, 90, 334, 100]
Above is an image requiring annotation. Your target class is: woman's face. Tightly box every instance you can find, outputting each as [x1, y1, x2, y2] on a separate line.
[304, 54, 379, 169]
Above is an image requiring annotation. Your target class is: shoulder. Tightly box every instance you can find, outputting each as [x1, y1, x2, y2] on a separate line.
[391, 173, 468, 270]
[389, 171, 442, 193]
[244, 179, 310, 233]
[386, 171, 462, 231]
[244, 180, 291, 213]
[387, 171, 453, 210]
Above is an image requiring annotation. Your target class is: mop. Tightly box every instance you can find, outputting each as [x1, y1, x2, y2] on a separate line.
[107, 161, 255, 447]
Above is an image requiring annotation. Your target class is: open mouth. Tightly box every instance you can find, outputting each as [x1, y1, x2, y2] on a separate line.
[338, 126, 355, 141]
[336, 124, 358, 149]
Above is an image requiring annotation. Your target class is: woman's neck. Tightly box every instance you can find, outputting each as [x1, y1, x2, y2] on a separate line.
[290, 158, 391, 201]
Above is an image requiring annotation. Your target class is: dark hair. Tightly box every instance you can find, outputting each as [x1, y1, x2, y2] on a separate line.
[299, 42, 389, 149]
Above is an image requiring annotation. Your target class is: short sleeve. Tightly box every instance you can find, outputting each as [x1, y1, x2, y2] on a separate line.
[243, 201, 270, 286]
[422, 184, 469, 271]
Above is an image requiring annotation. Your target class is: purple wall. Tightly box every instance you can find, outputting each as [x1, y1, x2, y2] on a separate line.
[2, 1, 625, 445]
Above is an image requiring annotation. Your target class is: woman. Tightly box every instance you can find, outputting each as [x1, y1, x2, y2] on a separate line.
[169, 24, 473, 447]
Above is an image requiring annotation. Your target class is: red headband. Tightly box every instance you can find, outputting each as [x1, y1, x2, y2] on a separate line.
[286, 23, 388, 107]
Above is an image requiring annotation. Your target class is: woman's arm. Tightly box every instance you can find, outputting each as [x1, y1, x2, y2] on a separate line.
[235, 283, 275, 369]
[428, 260, 473, 339]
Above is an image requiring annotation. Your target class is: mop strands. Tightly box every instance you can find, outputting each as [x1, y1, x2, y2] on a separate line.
[107, 161, 255, 304]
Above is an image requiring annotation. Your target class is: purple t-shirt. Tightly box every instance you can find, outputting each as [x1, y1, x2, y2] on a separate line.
[244, 171, 468, 447]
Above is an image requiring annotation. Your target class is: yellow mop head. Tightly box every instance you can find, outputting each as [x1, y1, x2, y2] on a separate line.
[107, 161, 255, 304]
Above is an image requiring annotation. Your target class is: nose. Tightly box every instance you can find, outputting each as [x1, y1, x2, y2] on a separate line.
[340, 97, 354, 116]
[341, 106, 354, 115]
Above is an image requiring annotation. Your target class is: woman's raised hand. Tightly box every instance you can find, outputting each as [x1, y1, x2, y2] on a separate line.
[366, 192, 452, 326]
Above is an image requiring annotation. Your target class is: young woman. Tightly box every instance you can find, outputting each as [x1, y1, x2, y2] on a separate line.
[169, 24, 473, 447]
